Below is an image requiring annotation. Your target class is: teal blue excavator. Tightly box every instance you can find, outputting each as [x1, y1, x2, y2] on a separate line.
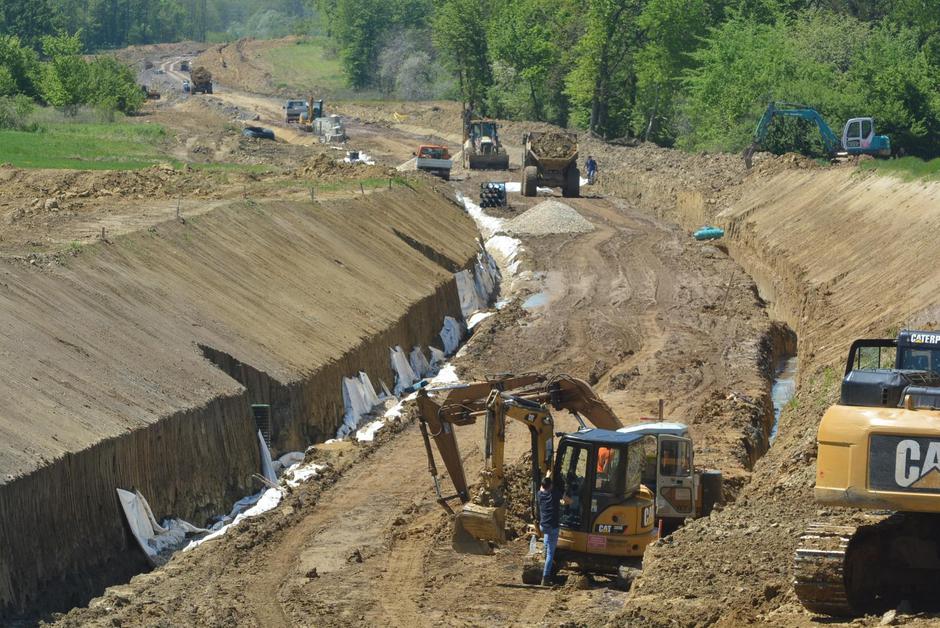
[743, 102, 891, 168]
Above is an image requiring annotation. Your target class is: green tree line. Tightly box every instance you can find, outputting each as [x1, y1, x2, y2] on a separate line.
[0, 0, 312, 51]
[321, 0, 940, 157]
[0, 32, 145, 118]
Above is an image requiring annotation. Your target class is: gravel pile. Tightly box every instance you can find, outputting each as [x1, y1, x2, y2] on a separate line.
[503, 200, 595, 236]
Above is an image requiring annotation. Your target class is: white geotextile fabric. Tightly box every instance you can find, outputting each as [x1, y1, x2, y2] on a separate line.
[186, 487, 282, 550]
[409, 346, 431, 379]
[474, 251, 499, 305]
[467, 311, 494, 329]
[258, 430, 277, 484]
[390, 346, 418, 395]
[337, 371, 382, 437]
[455, 269, 484, 319]
[440, 316, 463, 355]
[117, 489, 208, 564]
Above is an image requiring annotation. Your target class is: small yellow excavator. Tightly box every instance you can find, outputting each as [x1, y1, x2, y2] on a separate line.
[795, 330, 940, 615]
[417, 374, 719, 583]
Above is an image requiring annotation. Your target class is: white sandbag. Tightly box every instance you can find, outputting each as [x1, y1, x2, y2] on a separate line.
[410, 346, 431, 379]
[390, 346, 418, 395]
[358, 371, 380, 407]
[455, 269, 483, 319]
[473, 250, 500, 304]
[440, 316, 463, 355]
[338, 376, 370, 437]
[186, 487, 282, 550]
[336, 371, 383, 437]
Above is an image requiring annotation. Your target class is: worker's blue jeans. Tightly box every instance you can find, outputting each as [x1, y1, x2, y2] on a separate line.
[542, 527, 560, 580]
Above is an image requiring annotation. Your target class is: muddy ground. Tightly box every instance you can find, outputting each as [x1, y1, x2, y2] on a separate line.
[13, 38, 940, 628]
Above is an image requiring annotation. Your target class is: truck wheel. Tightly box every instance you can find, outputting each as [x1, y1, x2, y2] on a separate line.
[563, 168, 580, 198]
[207, 85, 213, 95]
[522, 166, 538, 197]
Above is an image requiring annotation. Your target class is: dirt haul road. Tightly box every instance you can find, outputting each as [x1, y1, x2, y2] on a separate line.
[55, 158, 778, 626]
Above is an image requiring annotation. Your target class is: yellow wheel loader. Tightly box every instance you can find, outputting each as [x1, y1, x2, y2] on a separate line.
[464, 119, 510, 170]
[795, 330, 940, 615]
[417, 374, 720, 584]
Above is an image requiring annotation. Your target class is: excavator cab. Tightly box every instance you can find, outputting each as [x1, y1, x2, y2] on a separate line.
[842, 117, 890, 156]
[551, 430, 656, 557]
[795, 330, 940, 616]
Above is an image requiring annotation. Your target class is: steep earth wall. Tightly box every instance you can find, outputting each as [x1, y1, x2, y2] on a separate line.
[0, 184, 480, 618]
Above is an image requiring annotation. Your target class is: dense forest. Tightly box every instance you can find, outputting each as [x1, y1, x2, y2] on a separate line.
[1, 0, 938, 155]
[0, 0, 312, 50]
[317, 0, 940, 156]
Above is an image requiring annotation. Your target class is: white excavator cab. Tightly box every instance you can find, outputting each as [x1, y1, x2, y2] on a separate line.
[655, 434, 696, 520]
[617, 422, 707, 523]
[842, 117, 875, 150]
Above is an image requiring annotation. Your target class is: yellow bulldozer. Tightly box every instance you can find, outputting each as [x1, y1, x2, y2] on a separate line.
[416, 374, 721, 584]
[795, 330, 940, 615]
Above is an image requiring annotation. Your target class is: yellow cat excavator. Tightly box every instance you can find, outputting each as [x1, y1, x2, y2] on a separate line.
[795, 330, 940, 615]
[417, 374, 717, 583]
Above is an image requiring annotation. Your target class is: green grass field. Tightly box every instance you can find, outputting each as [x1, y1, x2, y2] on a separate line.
[0, 122, 169, 170]
[261, 37, 349, 95]
[859, 156, 940, 181]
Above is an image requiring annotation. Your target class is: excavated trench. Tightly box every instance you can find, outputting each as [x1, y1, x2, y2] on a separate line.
[603, 170, 802, 473]
[0, 186, 485, 621]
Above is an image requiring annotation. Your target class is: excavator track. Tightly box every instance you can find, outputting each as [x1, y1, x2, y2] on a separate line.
[793, 523, 857, 616]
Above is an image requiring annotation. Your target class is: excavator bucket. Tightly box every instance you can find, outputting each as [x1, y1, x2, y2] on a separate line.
[468, 152, 510, 170]
[452, 504, 506, 555]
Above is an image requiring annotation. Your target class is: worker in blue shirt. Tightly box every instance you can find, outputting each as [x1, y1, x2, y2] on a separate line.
[585, 155, 598, 183]
[537, 475, 571, 586]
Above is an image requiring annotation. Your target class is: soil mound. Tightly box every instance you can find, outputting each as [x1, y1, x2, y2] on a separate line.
[503, 200, 594, 236]
[530, 132, 576, 158]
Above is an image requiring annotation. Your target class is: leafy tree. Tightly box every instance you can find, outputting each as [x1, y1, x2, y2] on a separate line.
[633, 0, 711, 143]
[38, 32, 89, 111]
[0, 0, 61, 49]
[565, 0, 642, 137]
[0, 36, 40, 98]
[88, 55, 146, 113]
[332, 0, 389, 87]
[488, 0, 566, 122]
[432, 0, 492, 112]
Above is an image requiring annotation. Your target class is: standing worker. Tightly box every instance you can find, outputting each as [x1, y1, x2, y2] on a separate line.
[538, 476, 570, 586]
[585, 155, 598, 184]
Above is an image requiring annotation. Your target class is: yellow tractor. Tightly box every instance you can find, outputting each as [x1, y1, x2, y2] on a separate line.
[795, 330, 940, 615]
[417, 374, 719, 584]
[464, 119, 510, 170]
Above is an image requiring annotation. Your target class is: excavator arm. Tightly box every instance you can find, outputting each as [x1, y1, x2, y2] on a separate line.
[744, 101, 841, 167]
[416, 373, 623, 553]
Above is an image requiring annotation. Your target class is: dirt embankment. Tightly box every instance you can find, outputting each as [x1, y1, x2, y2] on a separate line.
[611, 160, 940, 625]
[0, 184, 479, 620]
[193, 38, 286, 96]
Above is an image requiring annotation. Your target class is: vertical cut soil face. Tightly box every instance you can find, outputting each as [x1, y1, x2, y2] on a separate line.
[0, 184, 480, 620]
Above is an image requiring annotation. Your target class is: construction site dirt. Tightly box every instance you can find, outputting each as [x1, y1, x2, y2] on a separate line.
[6, 38, 940, 628]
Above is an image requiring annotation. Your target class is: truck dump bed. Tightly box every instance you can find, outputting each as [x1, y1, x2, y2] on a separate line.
[527, 131, 577, 169]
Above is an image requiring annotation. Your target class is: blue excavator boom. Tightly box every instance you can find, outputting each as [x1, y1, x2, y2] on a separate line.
[744, 101, 890, 167]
